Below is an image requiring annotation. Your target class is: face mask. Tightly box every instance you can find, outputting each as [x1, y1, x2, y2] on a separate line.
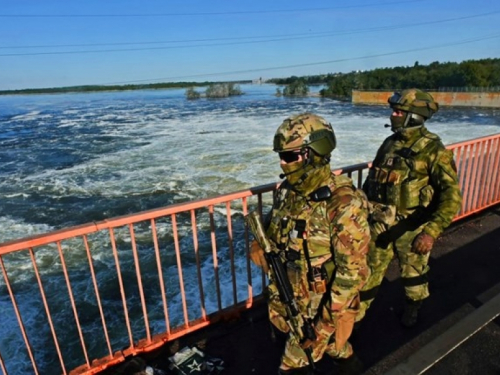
[390, 114, 406, 132]
[280, 159, 306, 185]
[281, 159, 332, 196]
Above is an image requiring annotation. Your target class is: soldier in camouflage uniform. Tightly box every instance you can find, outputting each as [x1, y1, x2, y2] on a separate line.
[250, 113, 371, 374]
[357, 89, 462, 327]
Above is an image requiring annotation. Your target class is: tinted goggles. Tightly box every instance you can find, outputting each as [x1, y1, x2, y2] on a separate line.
[279, 150, 302, 163]
[388, 92, 403, 105]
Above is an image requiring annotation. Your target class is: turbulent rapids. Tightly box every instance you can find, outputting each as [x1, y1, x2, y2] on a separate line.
[0, 84, 499, 374]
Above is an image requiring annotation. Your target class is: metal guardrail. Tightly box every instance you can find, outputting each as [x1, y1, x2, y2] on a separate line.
[453, 134, 500, 219]
[0, 133, 500, 375]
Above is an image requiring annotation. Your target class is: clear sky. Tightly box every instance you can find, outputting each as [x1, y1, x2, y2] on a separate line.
[1, 0, 499, 90]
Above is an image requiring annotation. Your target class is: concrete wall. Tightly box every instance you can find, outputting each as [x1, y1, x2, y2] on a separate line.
[352, 90, 500, 108]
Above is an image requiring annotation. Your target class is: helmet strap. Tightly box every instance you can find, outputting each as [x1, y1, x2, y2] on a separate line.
[407, 113, 425, 127]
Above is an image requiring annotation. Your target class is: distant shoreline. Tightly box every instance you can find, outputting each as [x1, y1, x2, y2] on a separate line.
[0, 80, 253, 96]
[0, 83, 333, 100]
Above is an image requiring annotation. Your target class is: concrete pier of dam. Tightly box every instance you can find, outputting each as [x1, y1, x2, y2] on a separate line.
[352, 90, 500, 108]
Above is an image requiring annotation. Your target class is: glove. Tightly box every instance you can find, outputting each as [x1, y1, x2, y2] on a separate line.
[411, 232, 435, 254]
[249, 240, 269, 273]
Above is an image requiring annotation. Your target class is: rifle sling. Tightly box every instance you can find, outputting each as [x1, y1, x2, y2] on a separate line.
[294, 219, 314, 283]
[314, 262, 337, 325]
[295, 219, 335, 324]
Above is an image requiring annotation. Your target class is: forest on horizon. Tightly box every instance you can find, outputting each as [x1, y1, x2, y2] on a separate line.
[270, 58, 500, 100]
[1, 58, 499, 97]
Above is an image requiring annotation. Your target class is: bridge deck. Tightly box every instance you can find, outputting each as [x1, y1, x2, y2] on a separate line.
[104, 204, 500, 375]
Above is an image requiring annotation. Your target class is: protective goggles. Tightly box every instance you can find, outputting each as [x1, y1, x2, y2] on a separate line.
[279, 150, 302, 163]
[388, 92, 403, 106]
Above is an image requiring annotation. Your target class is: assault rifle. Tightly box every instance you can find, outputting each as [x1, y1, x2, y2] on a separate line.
[245, 210, 316, 370]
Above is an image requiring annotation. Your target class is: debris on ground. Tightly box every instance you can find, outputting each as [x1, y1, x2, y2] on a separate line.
[168, 346, 224, 375]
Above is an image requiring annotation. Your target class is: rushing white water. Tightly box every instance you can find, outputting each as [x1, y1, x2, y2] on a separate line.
[1, 84, 499, 241]
[0, 84, 499, 374]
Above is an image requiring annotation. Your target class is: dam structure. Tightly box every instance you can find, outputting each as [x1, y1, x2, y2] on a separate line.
[352, 89, 500, 108]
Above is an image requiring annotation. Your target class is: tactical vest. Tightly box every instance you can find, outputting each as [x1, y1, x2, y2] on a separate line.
[366, 134, 439, 215]
[266, 175, 365, 290]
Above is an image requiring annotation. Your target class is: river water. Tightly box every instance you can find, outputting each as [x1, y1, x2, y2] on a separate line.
[0, 84, 499, 374]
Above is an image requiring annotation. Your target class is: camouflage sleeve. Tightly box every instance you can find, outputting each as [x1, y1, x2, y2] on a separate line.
[424, 147, 463, 238]
[328, 187, 371, 312]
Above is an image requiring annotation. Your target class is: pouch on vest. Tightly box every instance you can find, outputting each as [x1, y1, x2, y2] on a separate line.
[366, 168, 382, 201]
[386, 183, 401, 208]
[384, 168, 409, 208]
[419, 184, 434, 208]
[401, 177, 429, 209]
[309, 257, 335, 294]
[310, 265, 327, 294]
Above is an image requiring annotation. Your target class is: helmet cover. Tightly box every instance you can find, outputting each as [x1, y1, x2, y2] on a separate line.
[388, 89, 439, 120]
[273, 113, 336, 156]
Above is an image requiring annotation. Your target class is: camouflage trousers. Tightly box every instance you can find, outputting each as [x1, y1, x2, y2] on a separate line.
[268, 283, 357, 369]
[356, 219, 430, 322]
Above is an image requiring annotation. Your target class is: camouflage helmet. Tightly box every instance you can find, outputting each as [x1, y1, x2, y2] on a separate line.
[388, 89, 439, 120]
[273, 113, 336, 156]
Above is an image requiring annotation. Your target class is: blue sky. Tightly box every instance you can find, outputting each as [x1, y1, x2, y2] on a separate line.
[1, 0, 499, 90]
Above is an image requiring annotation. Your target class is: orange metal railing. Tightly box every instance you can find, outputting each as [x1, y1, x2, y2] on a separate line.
[452, 134, 500, 219]
[0, 133, 499, 375]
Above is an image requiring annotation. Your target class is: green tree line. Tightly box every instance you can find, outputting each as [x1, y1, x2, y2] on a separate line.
[270, 58, 500, 100]
[3, 58, 498, 98]
[0, 80, 251, 96]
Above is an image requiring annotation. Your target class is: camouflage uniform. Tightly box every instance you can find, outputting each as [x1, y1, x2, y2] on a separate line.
[357, 90, 462, 323]
[264, 113, 370, 370]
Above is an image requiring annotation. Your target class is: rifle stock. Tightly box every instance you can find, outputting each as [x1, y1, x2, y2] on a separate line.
[245, 210, 316, 369]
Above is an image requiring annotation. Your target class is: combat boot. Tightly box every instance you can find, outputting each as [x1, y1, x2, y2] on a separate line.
[333, 353, 363, 375]
[401, 298, 423, 328]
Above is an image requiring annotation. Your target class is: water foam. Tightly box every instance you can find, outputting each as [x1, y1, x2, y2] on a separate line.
[0, 85, 499, 374]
